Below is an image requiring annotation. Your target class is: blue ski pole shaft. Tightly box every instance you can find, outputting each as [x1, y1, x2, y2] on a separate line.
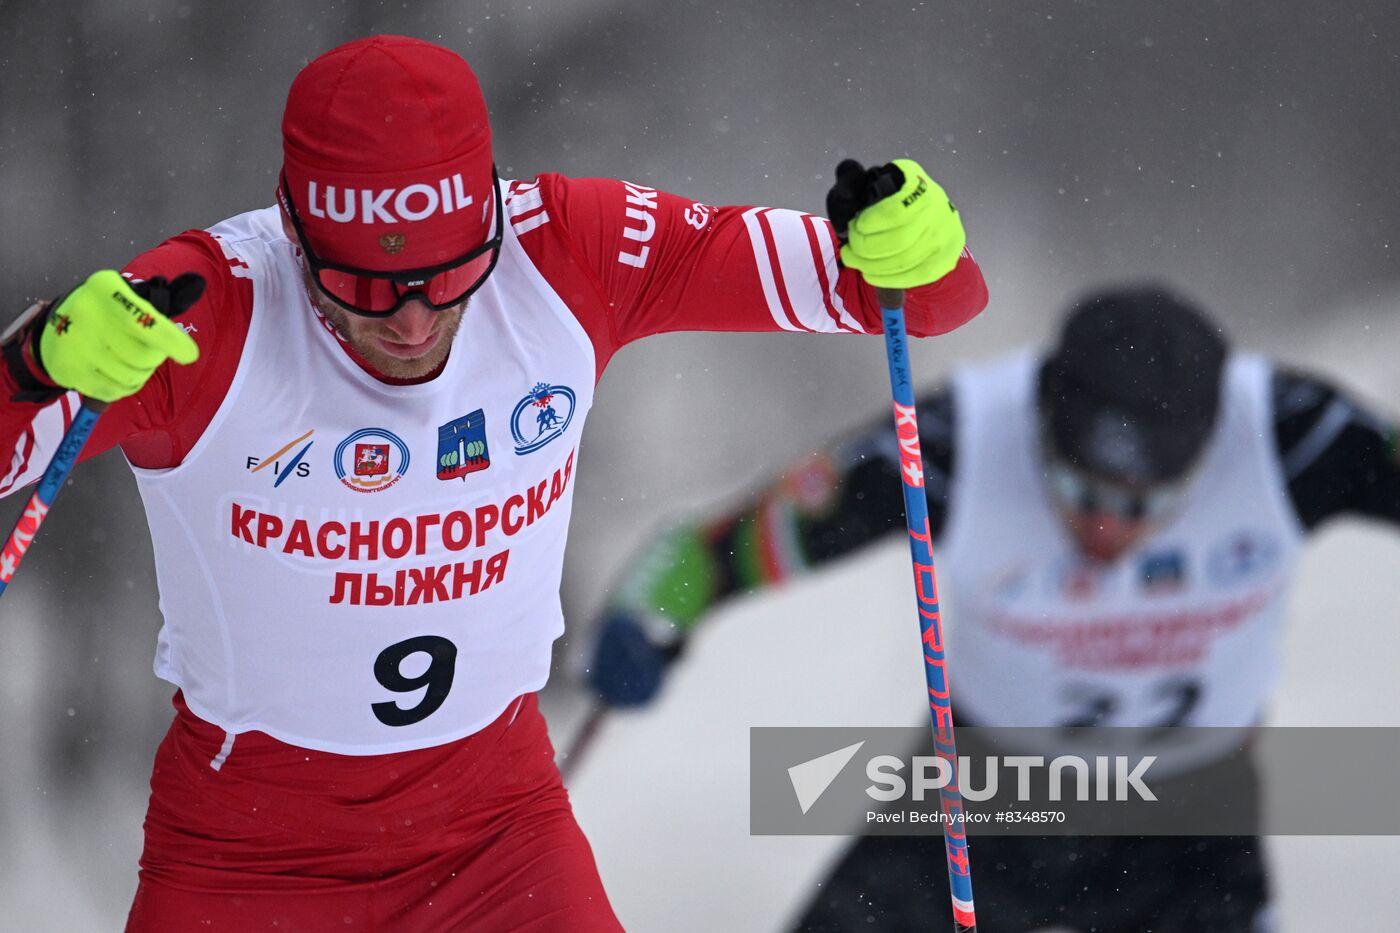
[0, 399, 105, 597]
[877, 286, 977, 932]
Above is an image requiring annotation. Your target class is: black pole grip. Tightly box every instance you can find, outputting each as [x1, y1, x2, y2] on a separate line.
[827, 159, 907, 241]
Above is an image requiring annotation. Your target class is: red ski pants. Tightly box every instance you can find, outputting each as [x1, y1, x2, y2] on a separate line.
[125, 692, 621, 932]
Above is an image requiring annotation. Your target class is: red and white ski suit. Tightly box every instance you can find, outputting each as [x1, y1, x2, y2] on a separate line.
[0, 173, 986, 931]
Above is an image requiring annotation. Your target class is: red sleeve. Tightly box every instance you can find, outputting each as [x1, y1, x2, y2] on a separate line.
[507, 173, 987, 377]
[0, 229, 251, 496]
[112, 230, 252, 469]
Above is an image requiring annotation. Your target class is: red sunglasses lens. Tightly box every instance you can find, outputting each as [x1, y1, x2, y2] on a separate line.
[316, 268, 402, 313]
[315, 248, 497, 314]
[422, 249, 495, 305]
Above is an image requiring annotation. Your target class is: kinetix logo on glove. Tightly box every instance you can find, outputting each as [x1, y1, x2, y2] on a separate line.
[108, 289, 156, 328]
[901, 176, 928, 208]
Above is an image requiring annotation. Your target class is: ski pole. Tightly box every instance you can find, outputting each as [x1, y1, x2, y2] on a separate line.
[0, 398, 106, 597]
[0, 272, 203, 598]
[560, 703, 609, 783]
[560, 612, 697, 781]
[877, 285, 976, 933]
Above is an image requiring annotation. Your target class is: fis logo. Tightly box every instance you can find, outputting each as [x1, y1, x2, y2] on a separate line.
[511, 382, 576, 455]
[246, 429, 314, 488]
[437, 409, 491, 481]
[302, 175, 479, 225]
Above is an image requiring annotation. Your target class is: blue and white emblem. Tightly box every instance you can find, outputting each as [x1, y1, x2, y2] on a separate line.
[437, 409, 490, 481]
[1207, 529, 1280, 587]
[511, 382, 576, 454]
[333, 427, 410, 493]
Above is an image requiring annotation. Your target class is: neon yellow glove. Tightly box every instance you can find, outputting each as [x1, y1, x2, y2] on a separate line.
[38, 270, 202, 402]
[829, 158, 966, 289]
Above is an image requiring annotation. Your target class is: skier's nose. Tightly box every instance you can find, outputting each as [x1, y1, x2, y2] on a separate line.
[385, 299, 438, 344]
[1072, 512, 1148, 562]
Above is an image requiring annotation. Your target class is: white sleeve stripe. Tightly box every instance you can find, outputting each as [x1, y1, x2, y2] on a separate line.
[0, 391, 81, 496]
[801, 215, 848, 332]
[758, 209, 825, 332]
[753, 207, 866, 334]
[212, 234, 255, 280]
[507, 187, 544, 216]
[511, 211, 550, 235]
[767, 208, 833, 332]
[60, 392, 76, 431]
[0, 428, 35, 492]
[743, 207, 805, 332]
[805, 215, 865, 334]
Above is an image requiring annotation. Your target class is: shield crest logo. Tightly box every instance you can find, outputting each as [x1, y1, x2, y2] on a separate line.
[334, 428, 410, 493]
[354, 443, 390, 477]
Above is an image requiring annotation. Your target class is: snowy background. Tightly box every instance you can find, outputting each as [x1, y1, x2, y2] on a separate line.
[2, 1, 1400, 929]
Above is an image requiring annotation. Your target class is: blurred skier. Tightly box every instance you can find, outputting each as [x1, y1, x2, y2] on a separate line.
[0, 35, 986, 931]
[586, 284, 1400, 932]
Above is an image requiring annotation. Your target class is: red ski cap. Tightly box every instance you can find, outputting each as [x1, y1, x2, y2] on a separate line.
[280, 35, 495, 272]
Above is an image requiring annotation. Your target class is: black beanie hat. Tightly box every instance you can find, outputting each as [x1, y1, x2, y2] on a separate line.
[1038, 284, 1227, 485]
